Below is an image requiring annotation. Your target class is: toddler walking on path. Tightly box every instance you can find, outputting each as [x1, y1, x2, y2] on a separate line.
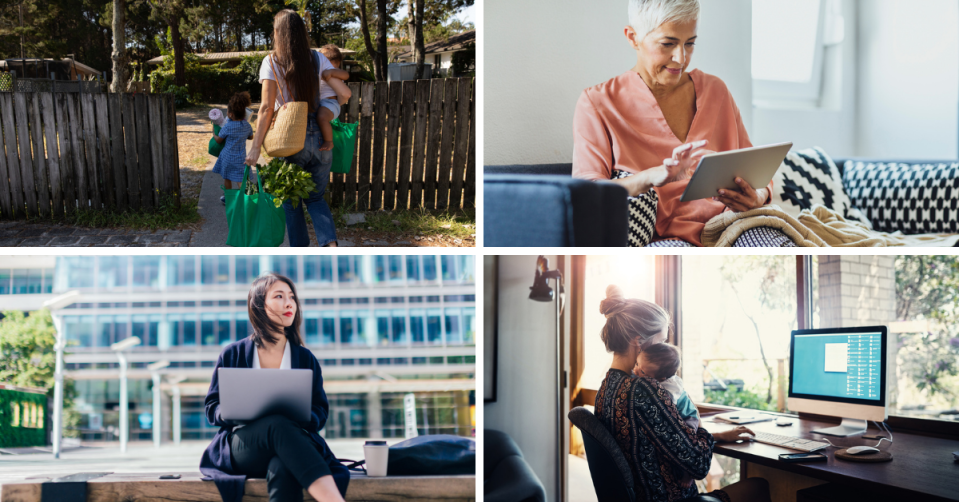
[212, 92, 254, 204]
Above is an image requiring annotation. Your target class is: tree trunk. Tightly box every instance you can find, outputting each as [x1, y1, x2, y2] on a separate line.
[171, 19, 186, 87]
[406, 0, 416, 60]
[110, 0, 126, 93]
[358, 0, 382, 81]
[413, 0, 426, 79]
[375, 0, 388, 80]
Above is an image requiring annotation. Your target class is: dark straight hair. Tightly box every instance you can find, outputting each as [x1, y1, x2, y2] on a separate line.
[273, 9, 319, 113]
[248, 272, 304, 348]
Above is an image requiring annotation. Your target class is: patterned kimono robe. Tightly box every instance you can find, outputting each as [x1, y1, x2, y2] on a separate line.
[595, 368, 731, 502]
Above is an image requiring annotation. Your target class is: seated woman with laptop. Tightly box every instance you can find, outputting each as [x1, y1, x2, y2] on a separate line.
[572, 0, 794, 247]
[200, 273, 348, 502]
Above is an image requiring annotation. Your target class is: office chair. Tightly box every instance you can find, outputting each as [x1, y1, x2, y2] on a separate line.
[568, 407, 724, 502]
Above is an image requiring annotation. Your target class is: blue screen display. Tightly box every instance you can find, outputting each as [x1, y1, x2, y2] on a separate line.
[792, 332, 882, 401]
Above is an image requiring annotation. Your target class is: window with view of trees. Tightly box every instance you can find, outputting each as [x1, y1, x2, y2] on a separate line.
[576, 255, 959, 425]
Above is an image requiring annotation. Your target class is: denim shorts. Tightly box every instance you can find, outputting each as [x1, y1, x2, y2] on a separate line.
[319, 98, 341, 119]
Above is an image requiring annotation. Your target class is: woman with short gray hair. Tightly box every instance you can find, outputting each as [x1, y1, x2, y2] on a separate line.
[573, 0, 794, 247]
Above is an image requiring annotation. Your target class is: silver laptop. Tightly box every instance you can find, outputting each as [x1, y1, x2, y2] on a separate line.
[680, 142, 793, 202]
[218, 368, 313, 423]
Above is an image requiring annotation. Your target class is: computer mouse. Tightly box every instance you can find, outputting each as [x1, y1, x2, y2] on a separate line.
[846, 446, 880, 455]
[775, 418, 793, 426]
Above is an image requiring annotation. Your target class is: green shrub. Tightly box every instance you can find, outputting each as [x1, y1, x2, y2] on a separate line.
[165, 84, 192, 109]
[703, 387, 778, 412]
[0, 388, 47, 448]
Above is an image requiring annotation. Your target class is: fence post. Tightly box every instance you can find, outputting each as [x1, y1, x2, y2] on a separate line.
[10, 70, 15, 92]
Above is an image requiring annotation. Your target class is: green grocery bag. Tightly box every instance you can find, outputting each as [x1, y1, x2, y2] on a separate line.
[209, 122, 225, 157]
[224, 165, 286, 247]
[330, 118, 358, 174]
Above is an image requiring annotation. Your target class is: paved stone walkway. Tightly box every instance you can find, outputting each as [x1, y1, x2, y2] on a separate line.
[0, 221, 192, 247]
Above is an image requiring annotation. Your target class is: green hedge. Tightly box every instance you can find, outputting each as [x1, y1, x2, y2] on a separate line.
[0, 388, 47, 448]
[149, 54, 266, 105]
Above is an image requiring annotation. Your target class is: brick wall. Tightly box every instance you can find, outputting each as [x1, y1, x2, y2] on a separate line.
[817, 255, 899, 407]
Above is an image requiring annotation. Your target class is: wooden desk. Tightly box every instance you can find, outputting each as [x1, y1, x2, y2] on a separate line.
[701, 414, 959, 502]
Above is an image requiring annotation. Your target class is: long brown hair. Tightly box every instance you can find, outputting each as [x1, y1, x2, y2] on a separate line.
[272, 9, 319, 113]
[599, 284, 671, 354]
[248, 273, 304, 347]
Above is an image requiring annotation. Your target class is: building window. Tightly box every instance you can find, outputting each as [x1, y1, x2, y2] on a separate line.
[271, 256, 299, 282]
[12, 269, 44, 294]
[235, 256, 260, 285]
[0, 270, 10, 294]
[751, 0, 844, 106]
[131, 257, 160, 288]
[392, 310, 408, 344]
[427, 309, 443, 344]
[389, 256, 404, 281]
[304, 256, 333, 284]
[235, 313, 249, 341]
[445, 308, 462, 344]
[374, 256, 389, 283]
[63, 257, 95, 288]
[406, 256, 421, 281]
[410, 309, 425, 343]
[65, 315, 94, 348]
[201, 256, 230, 285]
[167, 256, 197, 286]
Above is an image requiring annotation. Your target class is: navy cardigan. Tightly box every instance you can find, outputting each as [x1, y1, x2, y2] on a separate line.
[199, 337, 349, 502]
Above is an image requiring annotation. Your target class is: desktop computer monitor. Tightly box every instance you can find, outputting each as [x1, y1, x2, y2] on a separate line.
[787, 326, 887, 437]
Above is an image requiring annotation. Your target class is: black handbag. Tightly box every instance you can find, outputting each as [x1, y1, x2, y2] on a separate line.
[386, 435, 476, 475]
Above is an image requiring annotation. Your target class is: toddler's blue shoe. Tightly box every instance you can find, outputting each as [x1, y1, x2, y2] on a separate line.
[220, 195, 226, 205]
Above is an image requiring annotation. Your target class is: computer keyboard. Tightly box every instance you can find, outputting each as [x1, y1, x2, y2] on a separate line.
[749, 431, 829, 452]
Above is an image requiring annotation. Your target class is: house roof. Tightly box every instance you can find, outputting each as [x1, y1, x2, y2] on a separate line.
[0, 58, 99, 76]
[395, 30, 475, 59]
[147, 48, 357, 65]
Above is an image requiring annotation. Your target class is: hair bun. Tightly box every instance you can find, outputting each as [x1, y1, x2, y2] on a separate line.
[599, 284, 625, 317]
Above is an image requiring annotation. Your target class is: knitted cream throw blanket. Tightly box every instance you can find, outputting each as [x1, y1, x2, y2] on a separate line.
[701, 205, 959, 247]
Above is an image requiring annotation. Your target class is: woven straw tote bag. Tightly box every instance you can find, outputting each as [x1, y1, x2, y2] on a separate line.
[263, 53, 308, 157]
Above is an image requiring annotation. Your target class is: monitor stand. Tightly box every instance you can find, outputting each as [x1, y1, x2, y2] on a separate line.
[812, 417, 868, 437]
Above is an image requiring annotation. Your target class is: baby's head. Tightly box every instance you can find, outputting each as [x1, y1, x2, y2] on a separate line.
[228, 91, 251, 121]
[320, 44, 343, 69]
[636, 342, 681, 381]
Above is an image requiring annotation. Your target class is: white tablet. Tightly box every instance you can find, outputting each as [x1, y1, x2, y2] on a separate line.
[679, 142, 792, 202]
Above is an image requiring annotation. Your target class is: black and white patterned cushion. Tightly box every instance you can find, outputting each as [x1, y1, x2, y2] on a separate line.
[771, 147, 870, 226]
[611, 169, 658, 247]
[842, 161, 959, 234]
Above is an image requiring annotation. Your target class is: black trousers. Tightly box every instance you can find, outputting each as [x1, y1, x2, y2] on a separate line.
[230, 414, 333, 502]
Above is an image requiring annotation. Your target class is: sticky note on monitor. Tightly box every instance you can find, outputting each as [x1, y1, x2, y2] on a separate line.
[824, 343, 848, 373]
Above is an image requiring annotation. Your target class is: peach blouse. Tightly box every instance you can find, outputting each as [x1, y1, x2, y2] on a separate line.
[573, 69, 768, 246]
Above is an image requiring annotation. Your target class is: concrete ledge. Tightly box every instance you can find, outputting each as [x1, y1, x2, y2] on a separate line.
[0, 471, 476, 502]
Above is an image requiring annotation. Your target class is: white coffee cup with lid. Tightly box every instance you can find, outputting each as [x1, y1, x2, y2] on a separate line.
[364, 440, 389, 477]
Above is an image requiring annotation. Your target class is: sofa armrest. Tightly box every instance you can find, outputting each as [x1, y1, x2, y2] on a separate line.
[484, 175, 628, 246]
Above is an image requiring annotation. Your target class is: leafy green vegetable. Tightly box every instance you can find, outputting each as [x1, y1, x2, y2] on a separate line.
[245, 158, 316, 209]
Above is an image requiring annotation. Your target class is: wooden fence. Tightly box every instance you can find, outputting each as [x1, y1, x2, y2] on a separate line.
[331, 77, 475, 210]
[0, 92, 180, 219]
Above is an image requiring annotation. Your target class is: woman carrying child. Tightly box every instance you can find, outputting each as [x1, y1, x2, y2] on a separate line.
[245, 9, 351, 247]
[594, 284, 772, 502]
[212, 92, 254, 205]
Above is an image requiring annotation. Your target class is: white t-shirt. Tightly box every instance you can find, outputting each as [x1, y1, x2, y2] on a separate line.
[258, 51, 337, 111]
[252, 338, 292, 369]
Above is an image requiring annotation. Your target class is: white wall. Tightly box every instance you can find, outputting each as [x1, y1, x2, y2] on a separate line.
[484, 255, 560, 502]
[484, 0, 754, 166]
[856, 0, 958, 159]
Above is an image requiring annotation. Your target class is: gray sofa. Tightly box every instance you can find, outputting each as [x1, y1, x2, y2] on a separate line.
[484, 158, 959, 247]
[484, 429, 546, 502]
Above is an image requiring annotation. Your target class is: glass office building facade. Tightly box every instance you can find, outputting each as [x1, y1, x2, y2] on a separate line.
[50, 255, 476, 441]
